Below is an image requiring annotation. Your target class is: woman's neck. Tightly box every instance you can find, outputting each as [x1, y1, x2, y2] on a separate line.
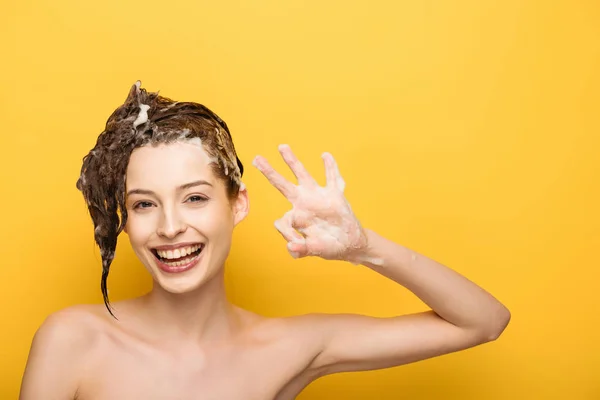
[137, 269, 243, 343]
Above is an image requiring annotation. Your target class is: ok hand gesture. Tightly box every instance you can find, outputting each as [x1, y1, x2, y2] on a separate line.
[253, 145, 368, 263]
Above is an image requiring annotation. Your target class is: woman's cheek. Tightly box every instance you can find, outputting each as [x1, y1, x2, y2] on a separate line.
[128, 211, 157, 240]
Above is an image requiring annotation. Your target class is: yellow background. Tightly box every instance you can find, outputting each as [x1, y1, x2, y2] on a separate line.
[1, 1, 598, 398]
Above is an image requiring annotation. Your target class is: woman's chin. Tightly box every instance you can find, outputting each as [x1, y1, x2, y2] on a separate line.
[154, 274, 206, 294]
[153, 263, 222, 295]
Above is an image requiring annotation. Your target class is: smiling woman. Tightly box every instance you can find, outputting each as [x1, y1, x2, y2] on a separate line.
[122, 140, 248, 295]
[18, 82, 510, 400]
[74, 81, 246, 315]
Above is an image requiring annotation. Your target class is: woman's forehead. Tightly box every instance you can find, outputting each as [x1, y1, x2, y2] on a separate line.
[126, 141, 217, 187]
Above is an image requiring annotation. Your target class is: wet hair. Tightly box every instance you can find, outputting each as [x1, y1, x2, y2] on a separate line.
[76, 81, 244, 317]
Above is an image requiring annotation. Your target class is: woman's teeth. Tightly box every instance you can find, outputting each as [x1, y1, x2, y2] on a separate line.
[162, 255, 198, 267]
[156, 244, 202, 260]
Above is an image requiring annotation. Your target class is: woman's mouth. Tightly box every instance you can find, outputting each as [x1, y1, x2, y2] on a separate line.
[151, 244, 204, 273]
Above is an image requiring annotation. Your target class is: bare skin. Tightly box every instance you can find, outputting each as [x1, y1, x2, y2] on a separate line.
[20, 290, 330, 399]
[19, 144, 510, 400]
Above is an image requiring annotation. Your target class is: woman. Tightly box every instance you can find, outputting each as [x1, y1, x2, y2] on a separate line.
[20, 81, 510, 400]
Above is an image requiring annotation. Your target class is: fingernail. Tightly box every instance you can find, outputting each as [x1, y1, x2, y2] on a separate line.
[252, 156, 260, 167]
[278, 144, 289, 151]
[289, 251, 300, 259]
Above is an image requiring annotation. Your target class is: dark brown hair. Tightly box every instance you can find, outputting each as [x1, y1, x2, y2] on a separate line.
[76, 81, 244, 317]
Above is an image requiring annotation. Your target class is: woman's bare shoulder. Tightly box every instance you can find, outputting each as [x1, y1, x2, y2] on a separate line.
[239, 310, 317, 336]
[38, 304, 106, 334]
[28, 304, 114, 357]
[249, 311, 337, 333]
[242, 311, 330, 357]
[49, 302, 117, 328]
[20, 304, 111, 399]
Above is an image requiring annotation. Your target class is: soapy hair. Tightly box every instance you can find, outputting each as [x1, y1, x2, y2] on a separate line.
[75, 81, 244, 317]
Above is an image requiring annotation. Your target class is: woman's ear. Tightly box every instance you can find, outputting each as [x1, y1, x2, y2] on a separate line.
[233, 183, 250, 226]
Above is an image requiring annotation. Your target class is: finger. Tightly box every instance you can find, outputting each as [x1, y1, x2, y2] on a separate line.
[287, 241, 309, 259]
[290, 210, 311, 231]
[322, 152, 345, 192]
[253, 155, 296, 199]
[278, 144, 317, 186]
[274, 213, 304, 243]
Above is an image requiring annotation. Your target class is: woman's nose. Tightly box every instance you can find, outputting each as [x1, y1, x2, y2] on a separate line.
[157, 208, 187, 238]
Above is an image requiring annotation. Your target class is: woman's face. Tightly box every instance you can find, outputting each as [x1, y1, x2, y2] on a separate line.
[123, 140, 248, 294]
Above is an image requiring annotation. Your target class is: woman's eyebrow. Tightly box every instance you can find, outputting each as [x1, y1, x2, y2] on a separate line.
[126, 180, 213, 197]
[179, 180, 213, 190]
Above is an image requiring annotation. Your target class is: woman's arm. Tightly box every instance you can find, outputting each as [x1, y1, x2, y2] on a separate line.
[306, 229, 510, 374]
[254, 145, 510, 374]
[362, 228, 509, 338]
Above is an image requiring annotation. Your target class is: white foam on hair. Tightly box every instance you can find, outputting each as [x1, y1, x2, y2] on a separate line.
[160, 102, 179, 111]
[182, 137, 220, 164]
[166, 136, 241, 184]
[185, 137, 203, 147]
[177, 129, 191, 140]
[133, 104, 151, 128]
[175, 137, 219, 167]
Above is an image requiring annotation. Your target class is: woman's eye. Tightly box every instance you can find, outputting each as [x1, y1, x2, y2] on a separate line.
[134, 201, 154, 209]
[187, 195, 208, 203]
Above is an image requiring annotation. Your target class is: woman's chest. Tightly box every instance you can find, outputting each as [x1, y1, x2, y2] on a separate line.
[77, 337, 315, 400]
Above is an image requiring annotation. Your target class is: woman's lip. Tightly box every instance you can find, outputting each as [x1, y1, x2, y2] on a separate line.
[154, 250, 203, 274]
[152, 242, 204, 251]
